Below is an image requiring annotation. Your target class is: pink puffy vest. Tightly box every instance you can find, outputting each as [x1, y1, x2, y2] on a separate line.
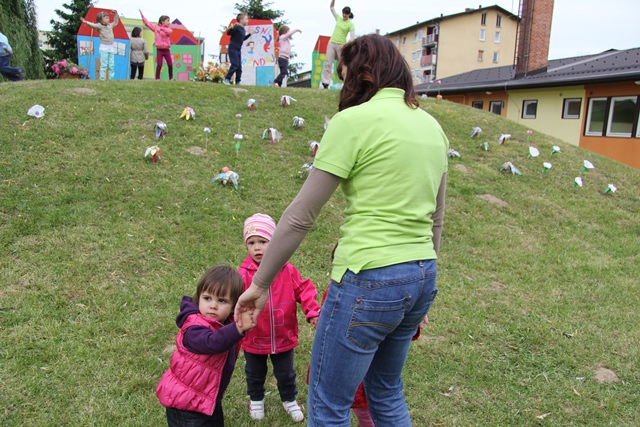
[156, 314, 229, 415]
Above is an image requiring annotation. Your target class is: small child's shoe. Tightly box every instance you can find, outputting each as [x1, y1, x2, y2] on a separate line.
[283, 401, 304, 423]
[273, 82, 279, 87]
[249, 400, 264, 420]
[222, 79, 231, 85]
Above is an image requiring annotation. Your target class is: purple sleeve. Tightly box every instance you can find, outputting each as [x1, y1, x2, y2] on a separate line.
[182, 323, 244, 354]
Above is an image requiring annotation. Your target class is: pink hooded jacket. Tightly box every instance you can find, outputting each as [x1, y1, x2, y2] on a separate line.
[156, 314, 230, 415]
[239, 255, 320, 354]
[141, 15, 173, 49]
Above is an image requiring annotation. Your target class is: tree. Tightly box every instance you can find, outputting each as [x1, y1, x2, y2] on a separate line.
[0, 0, 45, 79]
[46, 0, 93, 63]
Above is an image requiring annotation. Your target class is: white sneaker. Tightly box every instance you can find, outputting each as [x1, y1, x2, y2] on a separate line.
[283, 401, 304, 422]
[249, 400, 264, 420]
[222, 79, 231, 85]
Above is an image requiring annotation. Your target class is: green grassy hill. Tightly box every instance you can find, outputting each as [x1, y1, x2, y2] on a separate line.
[1, 80, 639, 426]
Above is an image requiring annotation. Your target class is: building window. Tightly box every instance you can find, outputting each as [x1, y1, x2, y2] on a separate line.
[493, 52, 499, 63]
[607, 96, 637, 137]
[490, 101, 503, 115]
[495, 31, 501, 43]
[585, 97, 607, 136]
[481, 13, 487, 25]
[182, 54, 193, 64]
[562, 98, 582, 119]
[522, 100, 538, 119]
[478, 50, 484, 62]
[418, 30, 423, 40]
[413, 32, 418, 42]
[472, 101, 484, 109]
[496, 15, 502, 27]
[402, 36, 406, 45]
[395, 37, 399, 46]
[479, 29, 486, 41]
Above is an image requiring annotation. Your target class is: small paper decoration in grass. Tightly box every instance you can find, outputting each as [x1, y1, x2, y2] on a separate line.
[574, 177, 583, 187]
[499, 134, 511, 144]
[280, 95, 297, 107]
[292, 116, 305, 129]
[27, 104, 45, 118]
[309, 141, 320, 156]
[324, 116, 330, 131]
[234, 114, 243, 154]
[212, 167, 239, 190]
[203, 127, 210, 149]
[500, 161, 521, 175]
[528, 147, 540, 158]
[144, 145, 162, 162]
[180, 107, 195, 120]
[471, 127, 482, 138]
[603, 184, 617, 194]
[262, 128, 280, 143]
[155, 122, 167, 139]
[247, 98, 256, 111]
[551, 146, 561, 155]
[421, 94, 428, 100]
[299, 162, 314, 179]
[581, 160, 595, 173]
[448, 148, 460, 158]
[479, 142, 490, 151]
[542, 162, 552, 173]
[526, 129, 533, 143]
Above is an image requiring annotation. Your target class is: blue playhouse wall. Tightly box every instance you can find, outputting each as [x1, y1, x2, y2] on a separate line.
[77, 35, 130, 80]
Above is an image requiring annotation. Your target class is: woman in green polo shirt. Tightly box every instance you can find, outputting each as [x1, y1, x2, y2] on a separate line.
[235, 34, 449, 426]
[321, 0, 355, 89]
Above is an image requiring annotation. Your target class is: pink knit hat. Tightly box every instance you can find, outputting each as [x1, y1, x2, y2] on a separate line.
[243, 213, 276, 242]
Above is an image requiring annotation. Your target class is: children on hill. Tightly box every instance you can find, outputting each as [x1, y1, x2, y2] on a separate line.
[129, 27, 149, 80]
[238, 213, 320, 423]
[223, 13, 256, 85]
[156, 265, 256, 427]
[139, 9, 174, 81]
[80, 10, 119, 80]
[274, 26, 301, 87]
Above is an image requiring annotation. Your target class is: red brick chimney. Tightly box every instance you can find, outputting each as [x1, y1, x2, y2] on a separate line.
[516, 0, 555, 76]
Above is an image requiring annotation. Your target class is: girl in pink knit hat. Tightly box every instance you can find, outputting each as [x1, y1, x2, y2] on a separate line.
[238, 213, 320, 423]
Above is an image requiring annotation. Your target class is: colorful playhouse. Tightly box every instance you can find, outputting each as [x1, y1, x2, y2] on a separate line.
[218, 19, 276, 86]
[311, 35, 342, 89]
[77, 7, 129, 80]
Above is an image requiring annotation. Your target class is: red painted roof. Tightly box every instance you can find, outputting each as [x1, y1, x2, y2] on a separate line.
[170, 19, 198, 45]
[77, 7, 129, 39]
[314, 36, 330, 54]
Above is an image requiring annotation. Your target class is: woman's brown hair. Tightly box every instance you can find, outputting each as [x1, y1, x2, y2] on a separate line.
[337, 34, 418, 111]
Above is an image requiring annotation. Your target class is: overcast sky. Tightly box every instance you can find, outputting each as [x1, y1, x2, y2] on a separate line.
[35, 0, 640, 71]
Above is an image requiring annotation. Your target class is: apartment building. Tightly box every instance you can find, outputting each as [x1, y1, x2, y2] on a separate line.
[386, 5, 519, 84]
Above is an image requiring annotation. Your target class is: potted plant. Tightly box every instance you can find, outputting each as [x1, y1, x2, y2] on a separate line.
[51, 59, 89, 79]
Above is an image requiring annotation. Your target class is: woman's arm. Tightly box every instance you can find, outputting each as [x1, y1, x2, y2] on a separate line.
[329, 0, 337, 18]
[431, 173, 447, 254]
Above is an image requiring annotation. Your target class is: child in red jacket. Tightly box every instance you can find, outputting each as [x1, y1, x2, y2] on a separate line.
[238, 213, 321, 423]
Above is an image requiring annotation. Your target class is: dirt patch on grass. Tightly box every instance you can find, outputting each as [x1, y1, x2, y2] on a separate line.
[593, 367, 619, 384]
[477, 194, 508, 207]
[68, 88, 97, 95]
[186, 146, 207, 155]
[232, 88, 248, 94]
[454, 164, 470, 174]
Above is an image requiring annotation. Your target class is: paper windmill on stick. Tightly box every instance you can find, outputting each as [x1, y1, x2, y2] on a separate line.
[581, 160, 595, 173]
[500, 162, 521, 175]
[203, 127, 210, 149]
[292, 116, 305, 129]
[526, 130, 533, 143]
[479, 142, 490, 151]
[551, 146, 561, 155]
[180, 107, 196, 120]
[262, 128, 280, 143]
[499, 134, 511, 145]
[280, 95, 297, 107]
[234, 114, 243, 154]
[574, 177, 583, 187]
[528, 147, 540, 158]
[247, 98, 256, 111]
[27, 105, 45, 118]
[155, 122, 167, 139]
[471, 127, 482, 138]
[448, 148, 461, 158]
[144, 146, 162, 162]
[603, 184, 617, 194]
[299, 162, 314, 179]
[212, 167, 240, 190]
[542, 162, 552, 173]
[309, 141, 320, 157]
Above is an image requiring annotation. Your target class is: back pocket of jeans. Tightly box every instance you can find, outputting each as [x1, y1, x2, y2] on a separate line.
[346, 297, 408, 350]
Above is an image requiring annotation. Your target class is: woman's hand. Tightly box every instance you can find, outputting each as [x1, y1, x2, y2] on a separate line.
[234, 282, 269, 327]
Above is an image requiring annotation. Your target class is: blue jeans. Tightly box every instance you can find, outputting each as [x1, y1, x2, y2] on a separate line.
[0, 54, 24, 81]
[274, 57, 289, 86]
[307, 260, 438, 427]
[225, 48, 242, 84]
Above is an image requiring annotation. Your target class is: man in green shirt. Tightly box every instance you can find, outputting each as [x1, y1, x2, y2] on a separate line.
[321, 0, 355, 89]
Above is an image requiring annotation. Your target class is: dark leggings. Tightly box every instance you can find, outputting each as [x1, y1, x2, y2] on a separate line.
[155, 48, 173, 80]
[274, 57, 289, 86]
[244, 350, 297, 402]
[130, 63, 144, 80]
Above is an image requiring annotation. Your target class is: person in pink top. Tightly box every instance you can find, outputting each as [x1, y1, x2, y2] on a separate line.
[156, 265, 256, 427]
[273, 25, 301, 87]
[238, 213, 320, 423]
[139, 9, 173, 80]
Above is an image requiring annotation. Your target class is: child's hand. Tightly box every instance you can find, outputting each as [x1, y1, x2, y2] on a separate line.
[309, 317, 319, 329]
[418, 315, 429, 330]
[237, 309, 257, 333]
[138, 9, 143, 16]
[80, 17, 86, 23]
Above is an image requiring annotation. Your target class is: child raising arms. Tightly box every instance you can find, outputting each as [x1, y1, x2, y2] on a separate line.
[238, 214, 320, 422]
[80, 10, 119, 80]
[139, 9, 173, 81]
[156, 265, 256, 427]
[273, 25, 301, 87]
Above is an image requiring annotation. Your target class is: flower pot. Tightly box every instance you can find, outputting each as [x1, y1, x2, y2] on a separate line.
[58, 73, 81, 80]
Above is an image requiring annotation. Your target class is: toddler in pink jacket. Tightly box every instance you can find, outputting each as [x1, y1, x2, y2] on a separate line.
[238, 213, 320, 423]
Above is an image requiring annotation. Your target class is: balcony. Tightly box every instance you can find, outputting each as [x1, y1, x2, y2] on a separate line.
[422, 33, 438, 46]
[420, 54, 436, 67]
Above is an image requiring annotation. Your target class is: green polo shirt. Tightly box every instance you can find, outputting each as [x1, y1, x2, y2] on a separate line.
[330, 16, 355, 45]
[314, 88, 449, 282]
